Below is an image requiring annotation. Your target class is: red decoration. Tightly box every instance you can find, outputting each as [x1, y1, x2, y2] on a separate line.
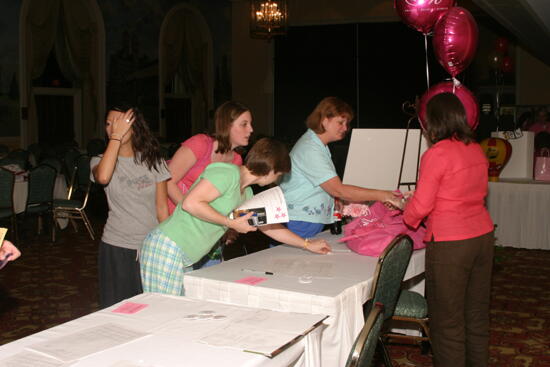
[394, 0, 456, 35]
[495, 37, 509, 54]
[418, 80, 479, 130]
[501, 55, 514, 73]
[480, 137, 512, 181]
[432, 7, 478, 77]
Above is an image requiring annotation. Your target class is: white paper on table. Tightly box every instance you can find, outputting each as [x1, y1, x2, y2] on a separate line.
[265, 258, 334, 278]
[0, 351, 66, 367]
[230, 187, 288, 226]
[27, 323, 150, 363]
[232, 309, 324, 334]
[109, 361, 163, 367]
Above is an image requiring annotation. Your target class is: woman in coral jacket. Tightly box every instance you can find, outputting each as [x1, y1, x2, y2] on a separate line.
[403, 92, 495, 367]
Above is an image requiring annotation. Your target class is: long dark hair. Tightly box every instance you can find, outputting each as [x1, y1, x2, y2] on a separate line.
[425, 93, 475, 145]
[106, 104, 165, 171]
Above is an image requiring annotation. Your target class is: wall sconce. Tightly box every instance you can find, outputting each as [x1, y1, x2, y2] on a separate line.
[250, 0, 288, 41]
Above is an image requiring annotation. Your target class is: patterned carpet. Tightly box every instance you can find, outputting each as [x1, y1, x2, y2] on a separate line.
[1, 208, 549, 366]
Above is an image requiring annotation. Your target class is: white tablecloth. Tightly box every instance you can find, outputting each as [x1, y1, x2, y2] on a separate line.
[0, 293, 325, 367]
[487, 179, 550, 249]
[184, 231, 426, 367]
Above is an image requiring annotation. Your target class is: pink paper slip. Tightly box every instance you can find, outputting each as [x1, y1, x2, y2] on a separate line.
[235, 276, 268, 285]
[112, 302, 148, 314]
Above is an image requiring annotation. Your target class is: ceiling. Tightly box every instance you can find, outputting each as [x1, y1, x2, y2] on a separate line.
[473, 0, 550, 65]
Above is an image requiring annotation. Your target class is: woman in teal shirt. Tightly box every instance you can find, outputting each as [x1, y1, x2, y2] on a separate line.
[280, 97, 400, 238]
[140, 138, 331, 295]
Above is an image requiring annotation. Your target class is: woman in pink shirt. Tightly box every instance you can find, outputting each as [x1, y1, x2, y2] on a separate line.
[166, 101, 253, 267]
[404, 93, 494, 367]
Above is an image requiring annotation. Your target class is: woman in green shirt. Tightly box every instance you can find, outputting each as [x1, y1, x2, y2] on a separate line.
[140, 138, 331, 295]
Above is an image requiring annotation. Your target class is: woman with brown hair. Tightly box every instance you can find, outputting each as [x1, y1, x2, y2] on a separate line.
[140, 138, 331, 295]
[403, 92, 494, 367]
[280, 96, 399, 239]
[167, 101, 253, 213]
[166, 101, 253, 267]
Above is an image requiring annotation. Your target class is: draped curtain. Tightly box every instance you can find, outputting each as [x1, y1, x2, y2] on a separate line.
[23, 0, 100, 145]
[160, 9, 208, 134]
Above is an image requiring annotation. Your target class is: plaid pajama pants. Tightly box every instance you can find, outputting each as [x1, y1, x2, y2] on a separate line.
[140, 228, 194, 296]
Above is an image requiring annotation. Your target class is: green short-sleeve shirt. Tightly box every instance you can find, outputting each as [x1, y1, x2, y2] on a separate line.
[159, 163, 252, 264]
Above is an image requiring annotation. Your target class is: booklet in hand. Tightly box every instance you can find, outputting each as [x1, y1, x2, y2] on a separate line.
[230, 187, 289, 226]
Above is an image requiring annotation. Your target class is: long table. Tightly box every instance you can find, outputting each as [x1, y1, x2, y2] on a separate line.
[487, 179, 550, 249]
[0, 293, 325, 367]
[184, 231, 426, 367]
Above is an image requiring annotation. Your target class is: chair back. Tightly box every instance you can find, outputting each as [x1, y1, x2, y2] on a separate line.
[26, 164, 56, 213]
[0, 167, 15, 212]
[40, 157, 63, 174]
[346, 303, 385, 367]
[63, 148, 81, 182]
[7, 149, 29, 170]
[27, 143, 42, 164]
[65, 154, 92, 208]
[0, 157, 26, 171]
[368, 234, 413, 320]
[0, 144, 8, 158]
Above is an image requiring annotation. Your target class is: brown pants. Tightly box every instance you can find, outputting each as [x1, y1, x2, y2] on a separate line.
[426, 231, 495, 367]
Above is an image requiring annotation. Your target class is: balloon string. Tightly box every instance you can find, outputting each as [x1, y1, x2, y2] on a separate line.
[424, 34, 430, 89]
[452, 77, 460, 93]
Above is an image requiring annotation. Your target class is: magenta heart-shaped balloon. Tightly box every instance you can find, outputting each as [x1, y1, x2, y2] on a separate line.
[433, 6, 478, 77]
[418, 81, 479, 130]
[395, 0, 456, 34]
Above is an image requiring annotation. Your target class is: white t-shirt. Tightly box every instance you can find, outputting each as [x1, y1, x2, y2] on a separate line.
[90, 155, 171, 250]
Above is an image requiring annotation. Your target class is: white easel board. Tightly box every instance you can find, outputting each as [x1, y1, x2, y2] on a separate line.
[343, 129, 429, 190]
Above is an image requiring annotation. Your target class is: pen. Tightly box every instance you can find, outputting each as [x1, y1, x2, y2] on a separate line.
[241, 268, 274, 275]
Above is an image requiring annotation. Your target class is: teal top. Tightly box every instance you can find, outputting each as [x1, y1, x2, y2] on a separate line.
[280, 129, 337, 224]
[159, 163, 252, 264]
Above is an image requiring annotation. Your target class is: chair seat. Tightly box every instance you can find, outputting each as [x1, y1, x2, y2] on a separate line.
[53, 199, 82, 208]
[0, 208, 14, 218]
[26, 204, 50, 214]
[394, 290, 428, 319]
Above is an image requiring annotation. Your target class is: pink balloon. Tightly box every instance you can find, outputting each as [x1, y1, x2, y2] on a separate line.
[418, 81, 479, 130]
[433, 7, 478, 77]
[501, 55, 514, 73]
[395, 0, 456, 34]
[495, 37, 509, 54]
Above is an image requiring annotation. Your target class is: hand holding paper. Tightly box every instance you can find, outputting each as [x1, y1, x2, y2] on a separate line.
[0, 229, 21, 269]
[230, 187, 289, 226]
[228, 212, 257, 234]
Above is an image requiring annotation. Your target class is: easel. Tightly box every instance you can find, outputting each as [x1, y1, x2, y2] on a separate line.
[397, 101, 423, 191]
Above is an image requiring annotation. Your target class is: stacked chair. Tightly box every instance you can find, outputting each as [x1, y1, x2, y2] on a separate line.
[0, 167, 18, 243]
[346, 303, 386, 367]
[52, 154, 95, 241]
[362, 234, 414, 366]
[24, 164, 57, 238]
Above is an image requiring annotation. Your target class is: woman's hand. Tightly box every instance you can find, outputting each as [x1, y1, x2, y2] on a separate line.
[305, 238, 331, 254]
[227, 212, 257, 234]
[110, 109, 135, 140]
[381, 190, 403, 210]
[0, 240, 21, 264]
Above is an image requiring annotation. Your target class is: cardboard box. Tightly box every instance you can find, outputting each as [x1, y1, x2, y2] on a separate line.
[490, 131, 534, 179]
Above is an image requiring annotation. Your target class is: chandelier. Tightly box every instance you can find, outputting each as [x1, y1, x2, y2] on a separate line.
[250, 0, 288, 40]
